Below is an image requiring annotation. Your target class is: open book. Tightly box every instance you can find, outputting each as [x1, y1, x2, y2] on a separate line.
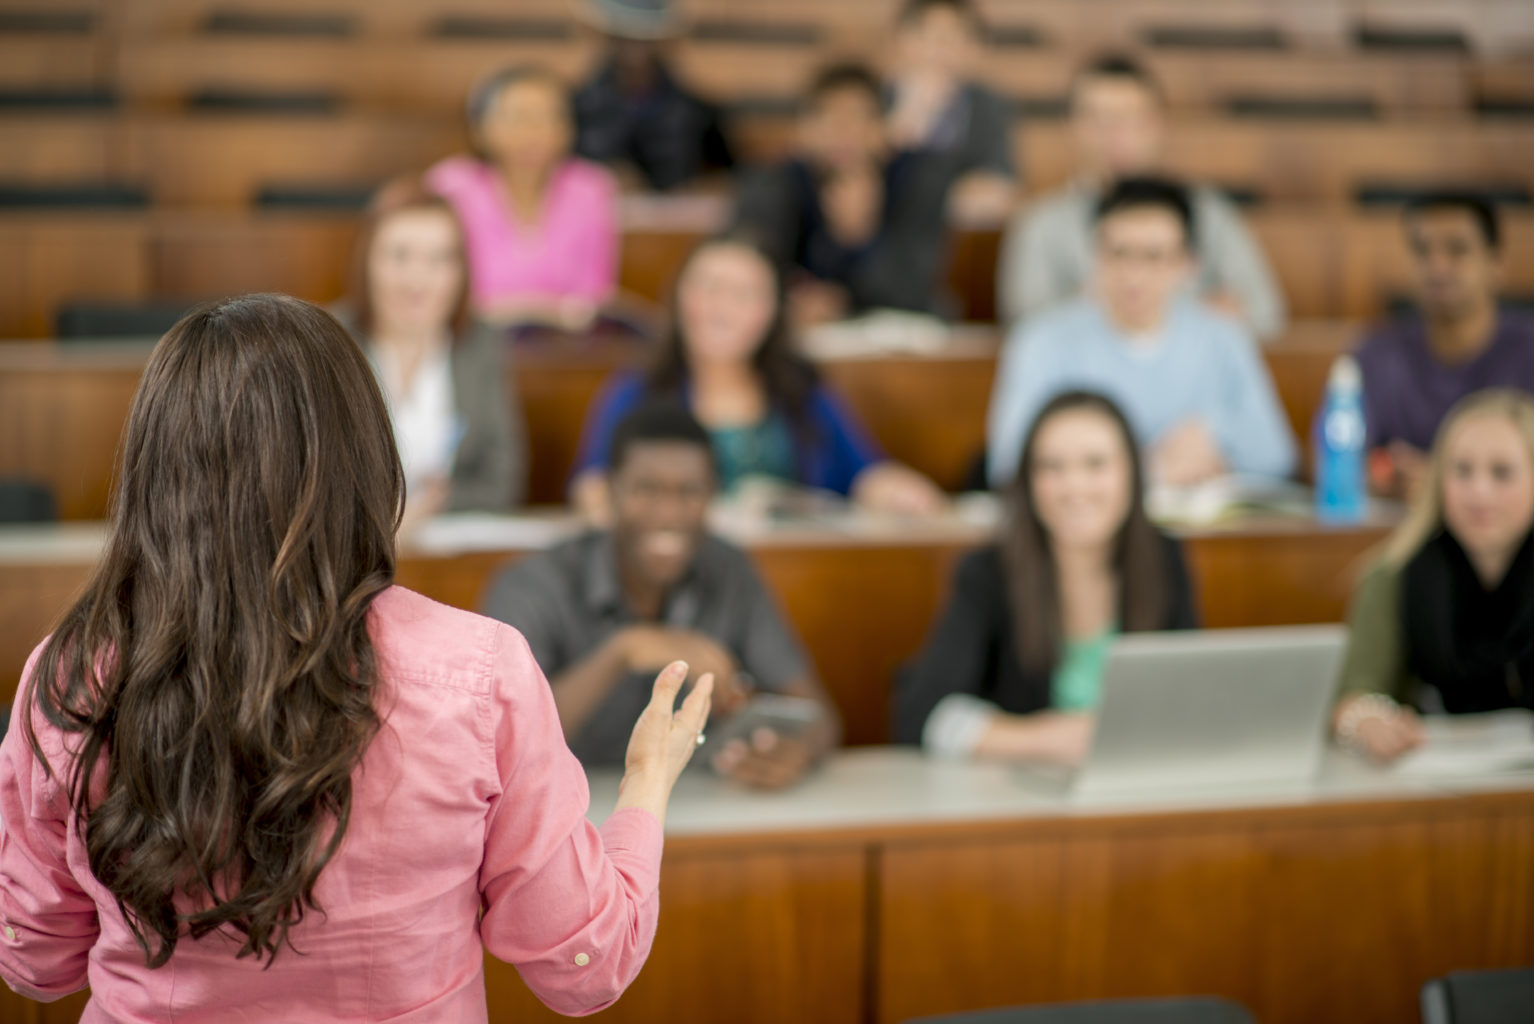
[1145, 475, 1314, 526]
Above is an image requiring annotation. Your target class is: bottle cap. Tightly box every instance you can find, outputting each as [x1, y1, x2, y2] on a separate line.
[1328, 354, 1362, 395]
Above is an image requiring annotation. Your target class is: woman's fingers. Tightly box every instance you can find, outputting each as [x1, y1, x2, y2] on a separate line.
[676, 673, 714, 740]
[646, 661, 689, 712]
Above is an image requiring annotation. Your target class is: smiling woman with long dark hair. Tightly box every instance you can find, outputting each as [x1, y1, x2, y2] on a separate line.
[894, 390, 1198, 764]
[0, 294, 710, 1021]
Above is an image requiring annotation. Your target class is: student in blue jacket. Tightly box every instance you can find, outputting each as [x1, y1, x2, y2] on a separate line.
[570, 232, 945, 520]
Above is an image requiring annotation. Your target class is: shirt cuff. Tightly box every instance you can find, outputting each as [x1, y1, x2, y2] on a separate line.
[598, 807, 665, 876]
[922, 694, 1001, 758]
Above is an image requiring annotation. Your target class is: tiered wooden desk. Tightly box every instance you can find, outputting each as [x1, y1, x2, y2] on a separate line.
[0, 322, 1351, 518]
[0, 504, 1395, 747]
[9, 750, 1533, 1024]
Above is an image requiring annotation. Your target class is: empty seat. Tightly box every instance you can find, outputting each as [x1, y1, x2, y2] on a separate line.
[203, 11, 355, 37]
[1225, 96, 1379, 119]
[1421, 968, 1534, 1024]
[427, 16, 572, 39]
[55, 300, 197, 339]
[254, 183, 375, 210]
[1141, 26, 1288, 50]
[0, 88, 116, 110]
[186, 90, 340, 114]
[0, 478, 58, 524]
[1355, 25, 1469, 52]
[1354, 182, 1533, 207]
[0, 182, 147, 208]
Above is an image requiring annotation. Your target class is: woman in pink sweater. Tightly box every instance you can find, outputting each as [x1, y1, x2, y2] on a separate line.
[0, 294, 709, 1021]
[427, 66, 619, 332]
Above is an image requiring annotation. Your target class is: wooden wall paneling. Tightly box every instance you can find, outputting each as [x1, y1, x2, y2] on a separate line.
[0, 354, 138, 518]
[0, 563, 92, 691]
[876, 796, 1534, 1024]
[116, 37, 599, 110]
[482, 845, 871, 1024]
[0, 216, 150, 338]
[751, 543, 964, 746]
[1179, 522, 1387, 627]
[134, 115, 463, 207]
[0, 34, 111, 90]
[1249, 810, 1534, 1022]
[0, 116, 132, 183]
[511, 346, 647, 505]
[819, 352, 997, 492]
[148, 212, 357, 303]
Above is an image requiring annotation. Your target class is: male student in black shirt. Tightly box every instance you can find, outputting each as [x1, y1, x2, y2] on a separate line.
[732, 63, 955, 327]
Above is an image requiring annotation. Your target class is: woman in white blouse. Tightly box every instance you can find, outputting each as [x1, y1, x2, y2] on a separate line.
[342, 178, 528, 532]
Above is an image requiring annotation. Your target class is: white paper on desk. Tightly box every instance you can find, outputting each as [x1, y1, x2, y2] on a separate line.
[407, 514, 578, 556]
[798, 311, 950, 359]
[1392, 709, 1534, 777]
[1145, 474, 1311, 526]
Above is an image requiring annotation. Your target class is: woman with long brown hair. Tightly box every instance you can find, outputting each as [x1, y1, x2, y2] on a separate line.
[894, 390, 1197, 763]
[0, 295, 710, 1020]
[1332, 389, 1534, 761]
[568, 231, 945, 520]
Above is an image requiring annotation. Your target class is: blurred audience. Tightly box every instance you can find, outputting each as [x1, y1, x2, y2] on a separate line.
[1334, 389, 1534, 762]
[339, 180, 526, 531]
[427, 66, 617, 330]
[483, 402, 840, 787]
[1353, 192, 1534, 499]
[987, 178, 1295, 489]
[572, 0, 735, 191]
[997, 53, 1285, 340]
[570, 234, 945, 519]
[733, 63, 955, 326]
[885, 0, 1017, 222]
[897, 391, 1197, 764]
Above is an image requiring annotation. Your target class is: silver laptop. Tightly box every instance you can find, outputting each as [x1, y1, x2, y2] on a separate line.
[1032, 625, 1347, 800]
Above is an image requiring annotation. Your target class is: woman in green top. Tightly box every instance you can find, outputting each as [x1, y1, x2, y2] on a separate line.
[895, 391, 1198, 764]
[1334, 389, 1534, 760]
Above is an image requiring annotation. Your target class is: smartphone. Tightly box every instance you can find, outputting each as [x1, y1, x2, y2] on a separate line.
[697, 694, 822, 763]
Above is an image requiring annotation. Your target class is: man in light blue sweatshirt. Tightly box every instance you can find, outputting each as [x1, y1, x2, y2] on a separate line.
[987, 176, 1297, 489]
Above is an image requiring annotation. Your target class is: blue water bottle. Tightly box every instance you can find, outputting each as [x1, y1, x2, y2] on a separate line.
[1315, 354, 1367, 524]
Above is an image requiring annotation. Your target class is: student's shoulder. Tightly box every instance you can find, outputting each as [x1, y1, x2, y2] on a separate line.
[1011, 185, 1081, 234]
[1189, 183, 1253, 226]
[560, 158, 619, 199]
[425, 154, 490, 194]
[488, 533, 593, 596]
[1177, 299, 1261, 354]
[1351, 313, 1421, 364]
[954, 544, 1007, 588]
[1010, 298, 1097, 349]
[694, 533, 761, 580]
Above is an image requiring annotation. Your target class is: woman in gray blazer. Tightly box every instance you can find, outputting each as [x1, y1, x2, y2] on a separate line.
[341, 178, 528, 529]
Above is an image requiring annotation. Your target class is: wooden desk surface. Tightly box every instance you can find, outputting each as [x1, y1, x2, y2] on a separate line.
[0, 506, 1396, 746]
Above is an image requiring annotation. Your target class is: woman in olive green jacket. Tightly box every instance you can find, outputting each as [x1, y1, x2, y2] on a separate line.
[1334, 389, 1534, 760]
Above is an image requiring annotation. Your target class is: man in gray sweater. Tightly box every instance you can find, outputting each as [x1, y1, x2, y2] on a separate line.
[997, 54, 1287, 341]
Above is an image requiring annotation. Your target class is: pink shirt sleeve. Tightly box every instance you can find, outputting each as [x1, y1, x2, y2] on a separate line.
[0, 644, 98, 1002]
[565, 163, 618, 304]
[477, 624, 662, 1017]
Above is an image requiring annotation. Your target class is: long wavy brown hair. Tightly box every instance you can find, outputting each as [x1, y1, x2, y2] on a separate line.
[22, 294, 404, 967]
[1003, 391, 1172, 676]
